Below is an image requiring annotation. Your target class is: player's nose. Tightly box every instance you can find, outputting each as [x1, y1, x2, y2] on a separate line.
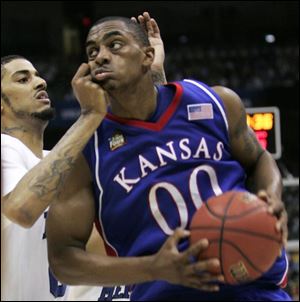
[34, 77, 47, 91]
[95, 47, 111, 65]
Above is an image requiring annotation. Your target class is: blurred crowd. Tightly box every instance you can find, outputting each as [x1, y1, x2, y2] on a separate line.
[165, 44, 299, 91]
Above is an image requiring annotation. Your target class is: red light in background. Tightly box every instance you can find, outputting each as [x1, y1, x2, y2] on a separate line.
[82, 17, 91, 27]
[255, 130, 268, 149]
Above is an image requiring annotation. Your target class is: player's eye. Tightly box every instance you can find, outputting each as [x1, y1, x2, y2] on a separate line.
[110, 41, 123, 50]
[18, 77, 29, 83]
[87, 48, 98, 59]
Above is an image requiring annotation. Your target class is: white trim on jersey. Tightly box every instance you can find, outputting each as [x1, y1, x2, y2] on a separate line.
[276, 252, 289, 286]
[94, 131, 119, 256]
[183, 79, 229, 131]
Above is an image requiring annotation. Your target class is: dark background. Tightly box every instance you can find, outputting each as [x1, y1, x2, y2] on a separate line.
[1, 2, 299, 299]
[1, 1, 299, 177]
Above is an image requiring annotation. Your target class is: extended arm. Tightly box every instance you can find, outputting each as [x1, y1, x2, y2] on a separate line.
[2, 64, 107, 228]
[213, 86, 288, 246]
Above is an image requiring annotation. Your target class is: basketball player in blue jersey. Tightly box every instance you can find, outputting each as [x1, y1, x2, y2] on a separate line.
[46, 14, 291, 301]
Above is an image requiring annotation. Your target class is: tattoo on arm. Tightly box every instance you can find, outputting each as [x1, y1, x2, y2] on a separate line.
[28, 150, 77, 201]
[27, 120, 88, 202]
[2, 126, 28, 135]
[232, 106, 264, 162]
[244, 129, 263, 158]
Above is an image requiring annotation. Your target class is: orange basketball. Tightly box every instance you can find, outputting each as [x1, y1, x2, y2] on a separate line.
[190, 191, 282, 285]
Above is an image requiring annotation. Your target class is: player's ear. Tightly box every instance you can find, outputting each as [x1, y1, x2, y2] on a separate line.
[142, 46, 155, 71]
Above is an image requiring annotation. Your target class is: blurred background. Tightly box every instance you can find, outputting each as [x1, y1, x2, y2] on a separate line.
[1, 1, 299, 300]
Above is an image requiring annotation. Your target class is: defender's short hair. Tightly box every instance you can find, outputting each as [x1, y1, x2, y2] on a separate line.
[1, 55, 26, 79]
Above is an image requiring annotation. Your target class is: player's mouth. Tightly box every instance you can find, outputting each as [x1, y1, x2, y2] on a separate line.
[93, 68, 113, 81]
[35, 91, 51, 104]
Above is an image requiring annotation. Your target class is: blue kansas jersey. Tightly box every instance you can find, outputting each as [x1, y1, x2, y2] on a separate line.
[83, 80, 289, 301]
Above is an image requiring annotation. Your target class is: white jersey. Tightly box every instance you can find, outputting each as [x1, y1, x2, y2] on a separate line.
[1, 134, 68, 301]
[68, 286, 103, 301]
[1, 134, 130, 301]
[68, 285, 131, 301]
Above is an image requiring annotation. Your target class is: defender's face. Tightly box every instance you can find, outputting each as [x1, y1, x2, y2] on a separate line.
[1, 59, 51, 116]
[86, 20, 150, 91]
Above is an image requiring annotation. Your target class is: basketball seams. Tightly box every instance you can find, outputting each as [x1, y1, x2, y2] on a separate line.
[222, 240, 265, 275]
[219, 191, 236, 278]
[205, 203, 267, 220]
[190, 237, 266, 275]
[190, 226, 281, 243]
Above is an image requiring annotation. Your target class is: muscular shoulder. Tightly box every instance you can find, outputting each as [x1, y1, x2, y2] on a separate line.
[211, 86, 264, 169]
[211, 86, 247, 135]
[211, 86, 244, 118]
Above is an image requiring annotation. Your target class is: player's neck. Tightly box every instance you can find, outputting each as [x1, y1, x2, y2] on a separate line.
[1, 119, 46, 158]
[109, 76, 157, 121]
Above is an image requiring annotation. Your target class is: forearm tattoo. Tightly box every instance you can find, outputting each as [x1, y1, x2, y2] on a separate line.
[27, 122, 86, 202]
[28, 150, 77, 201]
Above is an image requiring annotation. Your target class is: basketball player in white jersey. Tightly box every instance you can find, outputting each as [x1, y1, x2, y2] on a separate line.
[1, 12, 165, 301]
[1, 54, 70, 301]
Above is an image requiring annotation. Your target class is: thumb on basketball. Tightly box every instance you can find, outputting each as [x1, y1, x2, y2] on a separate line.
[257, 190, 288, 249]
[257, 190, 283, 214]
[257, 190, 269, 203]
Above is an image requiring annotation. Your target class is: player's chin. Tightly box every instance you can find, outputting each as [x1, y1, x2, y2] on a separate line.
[91, 76, 104, 84]
[91, 76, 111, 87]
[96, 78, 117, 91]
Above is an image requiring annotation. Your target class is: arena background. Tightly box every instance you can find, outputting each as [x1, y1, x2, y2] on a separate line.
[1, 1, 299, 300]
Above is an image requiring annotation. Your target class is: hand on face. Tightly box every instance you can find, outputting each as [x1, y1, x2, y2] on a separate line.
[72, 63, 109, 117]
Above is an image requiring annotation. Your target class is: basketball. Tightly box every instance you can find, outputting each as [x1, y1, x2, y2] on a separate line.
[190, 190, 282, 285]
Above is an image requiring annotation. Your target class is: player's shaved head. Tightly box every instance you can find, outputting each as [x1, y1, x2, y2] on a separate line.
[90, 16, 150, 47]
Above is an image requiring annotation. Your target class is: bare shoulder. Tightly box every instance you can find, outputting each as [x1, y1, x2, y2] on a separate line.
[212, 86, 245, 117]
[211, 85, 247, 136]
[212, 86, 264, 169]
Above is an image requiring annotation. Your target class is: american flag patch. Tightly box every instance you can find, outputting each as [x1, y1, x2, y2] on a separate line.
[187, 103, 214, 121]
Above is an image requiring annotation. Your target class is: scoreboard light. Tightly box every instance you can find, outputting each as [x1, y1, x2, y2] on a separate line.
[245, 107, 281, 159]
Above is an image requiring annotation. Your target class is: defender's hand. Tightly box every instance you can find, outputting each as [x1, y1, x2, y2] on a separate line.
[72, 63, 109, 117]
[150, 228, 224, 291]
[131, 12, 165, 76]
[257, 190, 288, 248]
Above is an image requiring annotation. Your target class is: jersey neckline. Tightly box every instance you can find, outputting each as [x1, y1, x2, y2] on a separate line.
[105, 82, 183, 131]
